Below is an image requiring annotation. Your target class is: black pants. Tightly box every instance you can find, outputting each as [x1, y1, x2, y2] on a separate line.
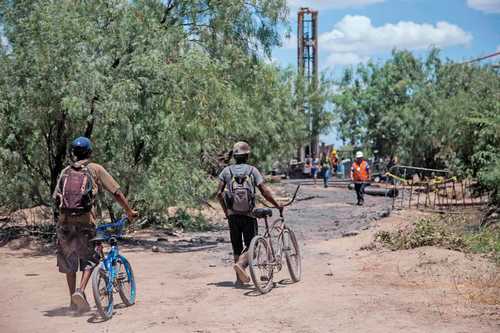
[228, 215, 258, 256]
[355, 183, 366, 204]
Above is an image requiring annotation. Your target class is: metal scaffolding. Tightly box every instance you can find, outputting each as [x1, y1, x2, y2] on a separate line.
[297, 7, 319, 159]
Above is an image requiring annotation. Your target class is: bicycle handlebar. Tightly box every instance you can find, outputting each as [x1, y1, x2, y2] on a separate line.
[95, 216, 128, 241]
[282, 185, 301, 207]
[260, 185, 301, 210]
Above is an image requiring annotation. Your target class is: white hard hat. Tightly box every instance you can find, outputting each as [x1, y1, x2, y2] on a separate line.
[355, 151, 364, 158]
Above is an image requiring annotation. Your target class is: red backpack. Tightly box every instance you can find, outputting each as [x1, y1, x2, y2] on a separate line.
[57, 164, 95, 215]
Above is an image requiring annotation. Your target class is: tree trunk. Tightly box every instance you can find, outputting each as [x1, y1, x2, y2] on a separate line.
[84, 96, 98, 139]
[49, 112, 68, 194]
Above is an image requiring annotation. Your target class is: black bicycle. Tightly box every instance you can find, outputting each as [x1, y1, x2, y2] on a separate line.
[248, 186, 302, 294]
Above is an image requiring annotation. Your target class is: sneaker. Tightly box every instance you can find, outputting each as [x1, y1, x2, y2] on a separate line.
[71, 289, 91, 313]
[233, 263, 251, 283]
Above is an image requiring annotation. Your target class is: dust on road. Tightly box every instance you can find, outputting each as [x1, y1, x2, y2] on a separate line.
[0, 183, 497, 333]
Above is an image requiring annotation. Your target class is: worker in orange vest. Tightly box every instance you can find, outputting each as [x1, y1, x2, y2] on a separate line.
[351, 151, 371, 205]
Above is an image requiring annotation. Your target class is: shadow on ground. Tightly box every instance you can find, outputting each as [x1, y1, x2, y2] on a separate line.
[207, 281, 253, 290]
[0, 237, 222, 259]
[43, 306, 90, 318]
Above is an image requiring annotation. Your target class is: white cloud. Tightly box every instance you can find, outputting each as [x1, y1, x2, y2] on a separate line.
[497, 45, 500, 52]
[320, 15, 473, 65]
[288, 0, 384, 10]
[263, 56, 280, 65]
[467, 0, 500, 14]
[326, 52, 370, 66]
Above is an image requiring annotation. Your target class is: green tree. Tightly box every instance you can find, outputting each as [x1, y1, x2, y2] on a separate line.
[332, 48, 500, 201]
[0, 0, 317, 217]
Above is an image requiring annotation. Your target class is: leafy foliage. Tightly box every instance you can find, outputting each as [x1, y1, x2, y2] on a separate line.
[375, 218, 467, 252]
[375, 214, 500, 264]
[333, 49, 500, 201]
[0, 0, 325, 217]
[465, 227, 500, 264]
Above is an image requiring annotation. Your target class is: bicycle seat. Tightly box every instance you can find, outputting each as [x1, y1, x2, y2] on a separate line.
[253, 208, 272, 219]
[90, 232, 109, 242]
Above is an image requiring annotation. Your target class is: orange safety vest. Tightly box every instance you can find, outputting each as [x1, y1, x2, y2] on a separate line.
[352, 160, 369, 182]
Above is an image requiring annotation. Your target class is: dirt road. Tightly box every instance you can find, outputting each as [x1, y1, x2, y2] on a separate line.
[0, 183, 497, 332]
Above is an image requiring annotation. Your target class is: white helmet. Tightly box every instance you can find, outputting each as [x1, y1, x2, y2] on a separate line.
[355, 151, 364, 159]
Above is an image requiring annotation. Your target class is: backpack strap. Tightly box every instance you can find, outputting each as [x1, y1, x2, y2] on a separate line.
[228, 166, 234, 192]
[249, 166, 256, 192]
[228, 165, 255, 191]
[54, 166, 71, 197]
[239, 165, 256, 194]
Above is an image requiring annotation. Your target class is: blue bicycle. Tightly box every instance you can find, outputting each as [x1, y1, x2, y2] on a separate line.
[91, 216, 136, 320]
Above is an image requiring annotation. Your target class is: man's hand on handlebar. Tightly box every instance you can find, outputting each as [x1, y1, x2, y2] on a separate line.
[126, 209, 139, 221]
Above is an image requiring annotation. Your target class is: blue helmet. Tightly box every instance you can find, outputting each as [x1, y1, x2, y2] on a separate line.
[71, 136, 92, 153]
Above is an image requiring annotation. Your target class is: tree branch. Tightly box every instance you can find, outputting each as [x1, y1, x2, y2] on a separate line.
[84, 95, 99, 138]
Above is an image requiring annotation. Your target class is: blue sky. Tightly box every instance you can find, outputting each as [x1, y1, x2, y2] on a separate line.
[2, 0, 498, 145]
[273, 0, 500, 145]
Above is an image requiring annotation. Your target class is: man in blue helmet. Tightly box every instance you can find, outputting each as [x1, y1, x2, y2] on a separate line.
[53, 136, 138, 313]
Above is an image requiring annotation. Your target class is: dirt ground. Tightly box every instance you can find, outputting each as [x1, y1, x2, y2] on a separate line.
[0, 183, 498, 333]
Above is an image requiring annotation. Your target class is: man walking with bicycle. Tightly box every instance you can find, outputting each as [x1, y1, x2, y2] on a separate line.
[216, 141, 282, 286]
[53, 136, 138, 313]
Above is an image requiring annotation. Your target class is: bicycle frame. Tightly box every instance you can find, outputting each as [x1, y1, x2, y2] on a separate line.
[92, 215, 137, 319]
[260, 216, 287, 272]
[95, 217, 127, 295]
[101, 243, 119, 295]
[257, 185, 300, 271]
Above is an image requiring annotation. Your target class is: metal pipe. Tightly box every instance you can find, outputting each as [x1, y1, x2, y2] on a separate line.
[389, 165, 449, 174]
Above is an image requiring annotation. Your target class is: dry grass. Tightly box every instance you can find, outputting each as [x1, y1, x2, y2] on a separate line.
[373, 212, 500, 315]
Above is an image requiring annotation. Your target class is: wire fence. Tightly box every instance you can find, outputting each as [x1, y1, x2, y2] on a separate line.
[386, 169, 490, 212]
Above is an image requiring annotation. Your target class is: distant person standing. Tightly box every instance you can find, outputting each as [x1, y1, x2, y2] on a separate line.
[320, 153, 331, 188]
[303, 155, 312, 177]
[311, 154, 319, 185]
[330, 149, 339, 178]
[351, 151, 371, 205]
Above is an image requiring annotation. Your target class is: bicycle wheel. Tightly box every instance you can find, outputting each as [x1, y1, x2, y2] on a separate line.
[92, 264, 114, 320]
[248, 235, 274, 294]
[117, 256, 136, 306]
[283, 227, 301, 282]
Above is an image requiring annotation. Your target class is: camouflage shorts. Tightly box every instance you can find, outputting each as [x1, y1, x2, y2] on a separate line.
[56, 221, 98, 273]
